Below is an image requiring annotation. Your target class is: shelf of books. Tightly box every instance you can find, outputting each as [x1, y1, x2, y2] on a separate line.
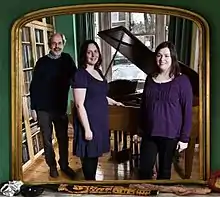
[21, 17, 56, 171]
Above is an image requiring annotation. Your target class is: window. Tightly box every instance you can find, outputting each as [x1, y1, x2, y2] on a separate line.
[111, 12, 126, 28]
[111, 12, 126, 22]
[119, 12, 126, 21]
[95, 12, 169, 90]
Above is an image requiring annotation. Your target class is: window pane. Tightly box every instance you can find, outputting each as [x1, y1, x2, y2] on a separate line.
[136, 35, 155, 50]
[111, 49, 147, 83]
[111, 12, 118, 22]
[119, 12, 126, 21]
[112, 21, 126, 28]
[112, 63, 147, 82]
[130, 13, 156, 34]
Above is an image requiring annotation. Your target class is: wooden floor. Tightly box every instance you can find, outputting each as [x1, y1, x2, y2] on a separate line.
[23, 132, 200, 183]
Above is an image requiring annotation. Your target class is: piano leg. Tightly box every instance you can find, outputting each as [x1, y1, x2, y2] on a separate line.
[122, 133, 127, 150]
[110, 130, 119, 160]
[110, 131, 131, 163]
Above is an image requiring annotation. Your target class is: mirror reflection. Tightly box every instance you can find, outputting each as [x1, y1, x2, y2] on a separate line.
[20, 11, 201, 183]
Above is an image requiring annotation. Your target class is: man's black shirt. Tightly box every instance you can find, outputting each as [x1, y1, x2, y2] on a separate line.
[30, 52, 77, 114]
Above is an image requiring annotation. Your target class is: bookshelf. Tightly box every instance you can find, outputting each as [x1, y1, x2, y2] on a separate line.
[21, 17, 56, 171]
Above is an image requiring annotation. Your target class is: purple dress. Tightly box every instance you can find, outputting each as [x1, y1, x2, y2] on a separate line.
[140, 74, 193, 143]
[72, 68, 110, 158]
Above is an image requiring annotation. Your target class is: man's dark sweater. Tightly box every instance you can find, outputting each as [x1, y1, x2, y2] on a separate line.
[30, 52, 77, 114]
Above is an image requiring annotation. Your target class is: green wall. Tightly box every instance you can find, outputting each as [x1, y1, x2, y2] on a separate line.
[0, 0, 219, 182]
[55, 14, 77, 62]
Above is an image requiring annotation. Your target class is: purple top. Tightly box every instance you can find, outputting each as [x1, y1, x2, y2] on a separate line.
[140, 74, 193, 143]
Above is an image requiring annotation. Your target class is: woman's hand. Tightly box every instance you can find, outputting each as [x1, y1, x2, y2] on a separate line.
[107, 96, 125, 106]
[114, 101, 125, 106]
[176, 141, 188, 152]
[85, 129, 93, 141]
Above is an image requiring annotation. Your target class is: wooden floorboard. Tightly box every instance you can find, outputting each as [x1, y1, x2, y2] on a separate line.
[23, 136, 200, 182]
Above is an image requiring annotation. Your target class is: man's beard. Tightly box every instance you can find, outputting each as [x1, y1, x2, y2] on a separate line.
[48, 50, 62, 59]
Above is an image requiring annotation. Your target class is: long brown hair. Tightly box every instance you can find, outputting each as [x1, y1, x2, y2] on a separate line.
[152, 41, 180, 78]
[78, 40, 102, 70]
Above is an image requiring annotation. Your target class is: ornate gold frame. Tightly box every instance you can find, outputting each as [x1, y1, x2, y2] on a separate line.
[11, 3, 210, 185]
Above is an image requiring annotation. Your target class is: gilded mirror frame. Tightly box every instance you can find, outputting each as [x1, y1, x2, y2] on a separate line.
[11, 3, 210, 185]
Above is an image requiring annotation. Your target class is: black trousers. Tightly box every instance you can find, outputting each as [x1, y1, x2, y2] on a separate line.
[37, 111, 69, 169]
[139, 136, 177, 180]
[80, 157, 98, 180]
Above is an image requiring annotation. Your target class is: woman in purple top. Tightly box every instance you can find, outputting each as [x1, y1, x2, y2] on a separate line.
[139, 41, 193, 180]
[72, 40, 123, 180]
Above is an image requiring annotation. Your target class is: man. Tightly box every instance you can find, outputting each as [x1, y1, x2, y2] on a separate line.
[30, 33, 77, 179]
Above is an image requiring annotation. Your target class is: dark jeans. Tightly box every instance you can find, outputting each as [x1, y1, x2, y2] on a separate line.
[37, 111, 69, 169]
[139, 136, 177, 180]
[80, 157, 98, 180]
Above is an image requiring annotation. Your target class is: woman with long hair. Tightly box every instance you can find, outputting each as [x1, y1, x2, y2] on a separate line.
[72, 40, 123, 180]
[139, 41, 193, 180]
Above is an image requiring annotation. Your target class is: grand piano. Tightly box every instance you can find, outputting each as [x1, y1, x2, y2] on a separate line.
[98, 25, 199, 99]
[98, 26, 199, 179]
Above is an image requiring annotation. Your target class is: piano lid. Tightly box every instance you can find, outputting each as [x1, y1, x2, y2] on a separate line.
[98, 26, 155, 75]
[98, 26, 199, 97]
